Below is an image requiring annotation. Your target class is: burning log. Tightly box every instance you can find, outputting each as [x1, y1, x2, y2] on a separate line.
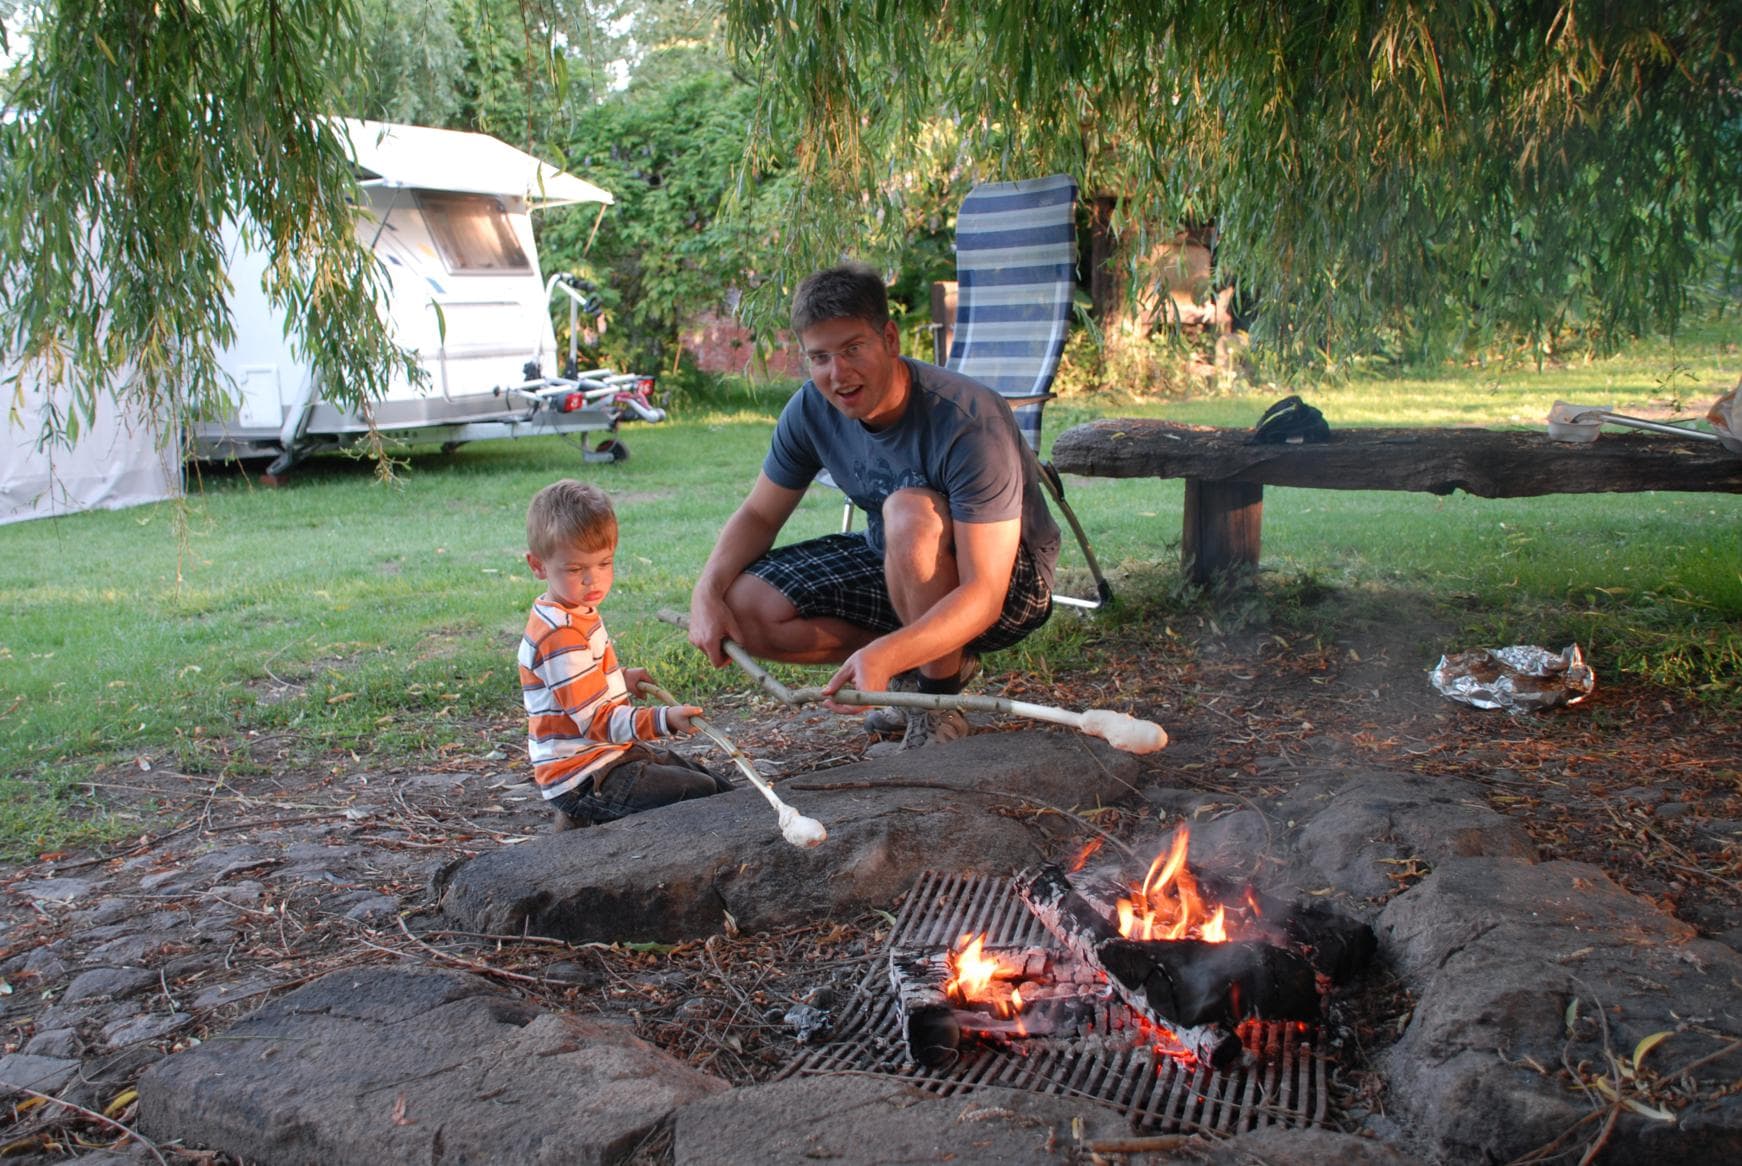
[888, 945, 1103, 1067]
[889, 953, 960, 1068]
[1256, 894, 1378, 984]
[1075, 838, 1376, 989]
[1014, 865, 1248, 1069]
[1070, 866, 1345, 1020]
[885, 835, 1373, 1073]
[1094, 938, 1318, 1028]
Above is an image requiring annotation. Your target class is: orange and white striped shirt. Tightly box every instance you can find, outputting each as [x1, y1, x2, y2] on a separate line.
[518, 597, 667, 798]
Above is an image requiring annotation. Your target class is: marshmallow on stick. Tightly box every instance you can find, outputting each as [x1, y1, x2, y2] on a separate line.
[638, 680, 826, 849]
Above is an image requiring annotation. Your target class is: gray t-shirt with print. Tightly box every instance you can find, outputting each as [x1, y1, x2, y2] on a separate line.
[762, 358, 1061, 587]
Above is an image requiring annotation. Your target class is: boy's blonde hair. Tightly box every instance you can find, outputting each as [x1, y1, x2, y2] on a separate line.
[527, 479, 617, 558]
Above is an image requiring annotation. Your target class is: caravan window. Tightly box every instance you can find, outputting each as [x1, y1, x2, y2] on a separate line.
[415, 191, 531, 274]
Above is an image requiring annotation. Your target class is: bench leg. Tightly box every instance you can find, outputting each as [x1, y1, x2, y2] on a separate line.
[1182, 480, 1263, 585]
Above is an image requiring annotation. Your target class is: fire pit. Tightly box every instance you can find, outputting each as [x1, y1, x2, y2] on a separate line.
[782, 827, 1376, 1135]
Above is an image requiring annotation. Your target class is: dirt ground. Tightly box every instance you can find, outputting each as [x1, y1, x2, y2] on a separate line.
[2, 599, 1739, 1161]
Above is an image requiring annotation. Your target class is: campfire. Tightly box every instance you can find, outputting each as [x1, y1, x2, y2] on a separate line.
[1111, 829, 1233, 942]
[890, 825, 1374, 1070]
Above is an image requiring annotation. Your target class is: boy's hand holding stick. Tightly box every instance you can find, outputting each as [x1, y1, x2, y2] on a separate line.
[658, 610, 1168, 755]
[635, 678, 827, 849]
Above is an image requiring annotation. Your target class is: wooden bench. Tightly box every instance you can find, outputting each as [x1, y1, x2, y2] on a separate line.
[1050, 419, 1742, 584]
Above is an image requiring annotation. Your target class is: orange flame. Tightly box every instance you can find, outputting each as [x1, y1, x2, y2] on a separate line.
[1116, 824, 1234, 944]
[944, 933, 1000, 999]
[944, 933, 1027, 1017]
[1068, 837, 1104, 872]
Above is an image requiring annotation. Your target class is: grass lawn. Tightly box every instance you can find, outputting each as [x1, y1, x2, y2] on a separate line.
[2, 332, 1738, 856]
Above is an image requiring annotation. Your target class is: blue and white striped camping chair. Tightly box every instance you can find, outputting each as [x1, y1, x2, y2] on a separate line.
[947, 174, 1078, 454]
[947, 175, 1111, 609]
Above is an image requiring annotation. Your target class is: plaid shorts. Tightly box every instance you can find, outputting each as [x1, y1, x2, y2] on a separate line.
[744, 532, 1052, 654]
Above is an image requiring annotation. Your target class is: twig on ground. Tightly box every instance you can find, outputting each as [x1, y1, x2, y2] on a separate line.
[201, 813, 348, 835]
[42, 824, 200, 873]
[364, 915, 545, 985]
[1665, 1035, 1742, 1080]
[1570, 979, 1627, 1166]
[0, 1081, 168, 1166]
[423, 929, 608, 949]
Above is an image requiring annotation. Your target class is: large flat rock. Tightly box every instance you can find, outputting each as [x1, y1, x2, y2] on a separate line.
[1198, 1127, 1426, 1165]
[672, 1076, 1424, 1165]
[1275, 770, 1539, 901]
[672, 1076, 1130, 1165]
[1378, 858, 1742, 1164]
[438, 730, 1145, 943]
[136, 967, 726, 1166]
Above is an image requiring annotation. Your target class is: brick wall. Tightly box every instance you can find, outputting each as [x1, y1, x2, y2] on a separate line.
[681, 311, 805, 380]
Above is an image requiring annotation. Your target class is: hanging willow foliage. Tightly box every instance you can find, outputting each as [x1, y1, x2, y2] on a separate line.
[0, 0, 421, 449]
[726, 0, 1741, 359]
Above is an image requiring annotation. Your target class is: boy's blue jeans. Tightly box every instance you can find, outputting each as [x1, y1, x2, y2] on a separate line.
[548, 743, 731, 826]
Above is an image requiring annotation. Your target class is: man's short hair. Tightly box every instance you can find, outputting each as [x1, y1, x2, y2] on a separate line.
[790, 262, 890, 335]
[527, 479, 617, 558]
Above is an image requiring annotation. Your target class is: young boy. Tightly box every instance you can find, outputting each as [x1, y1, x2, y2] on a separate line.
[519, 479, 729, 830]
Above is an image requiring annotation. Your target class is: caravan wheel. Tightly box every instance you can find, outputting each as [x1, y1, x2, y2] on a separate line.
[595, 439, 629, 463]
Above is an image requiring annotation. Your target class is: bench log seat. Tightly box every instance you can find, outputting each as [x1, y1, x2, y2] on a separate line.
[1050, 419, 1742, 584]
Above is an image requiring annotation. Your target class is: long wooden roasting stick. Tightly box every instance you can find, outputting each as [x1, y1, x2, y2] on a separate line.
[636, 680, 826, 849]
[801, 684, 1166, 754]
[657, 609, 1167, 755]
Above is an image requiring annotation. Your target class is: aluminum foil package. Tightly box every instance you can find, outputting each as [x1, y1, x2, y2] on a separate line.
[1430, 644, 1595, 712]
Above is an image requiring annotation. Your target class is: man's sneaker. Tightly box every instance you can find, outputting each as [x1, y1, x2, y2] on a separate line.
[862, 656, 982, 736]
[862, 673, 919, 735]
[862, 705, 912, 735]
[898, 707, 971, 750]
[867, 707, 971, 756]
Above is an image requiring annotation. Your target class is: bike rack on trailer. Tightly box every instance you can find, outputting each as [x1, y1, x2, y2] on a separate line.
[221, 274, 668, 479]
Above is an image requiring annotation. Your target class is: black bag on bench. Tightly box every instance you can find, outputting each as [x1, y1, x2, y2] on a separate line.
[1250, 395, 1330, 444]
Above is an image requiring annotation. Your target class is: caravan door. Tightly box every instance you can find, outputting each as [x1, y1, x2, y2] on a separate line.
[368, 186, 557, 411]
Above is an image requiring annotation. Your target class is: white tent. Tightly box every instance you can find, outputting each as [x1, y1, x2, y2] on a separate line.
[1, 369, 180, 525]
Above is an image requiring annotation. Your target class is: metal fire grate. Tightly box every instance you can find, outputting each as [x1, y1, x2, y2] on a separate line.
[779, 871, 1329, 1134]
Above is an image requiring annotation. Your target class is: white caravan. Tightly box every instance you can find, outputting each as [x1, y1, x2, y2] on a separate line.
[196, 118, 662, 477]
